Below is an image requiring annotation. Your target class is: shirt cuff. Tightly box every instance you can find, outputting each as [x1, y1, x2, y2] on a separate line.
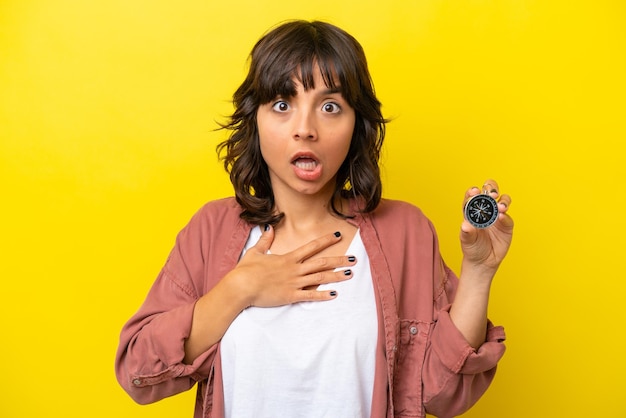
[431, 306, 506, 375]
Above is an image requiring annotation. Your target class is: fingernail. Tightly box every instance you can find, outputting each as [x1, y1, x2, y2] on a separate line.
[330, 291, 337, 297]
[264, 224, 270, 231]
[334, 231, 341, 237]
[347, 256, 356, 262]
[343, 269, 352, 276]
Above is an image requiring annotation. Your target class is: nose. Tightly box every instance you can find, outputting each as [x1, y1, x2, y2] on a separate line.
[292, 109, 317, 141]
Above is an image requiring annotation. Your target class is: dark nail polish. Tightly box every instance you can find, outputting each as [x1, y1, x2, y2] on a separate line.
[334, 231, 341, 237]
[343, 269, 352, 276]
[264, 224, 270, 231]
[347, 256, 356, 262]
[330, 291, 337, 297]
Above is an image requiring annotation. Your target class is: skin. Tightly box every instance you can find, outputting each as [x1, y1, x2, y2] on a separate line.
[451, 180, 514, 347]
[183, 69, 514, 363]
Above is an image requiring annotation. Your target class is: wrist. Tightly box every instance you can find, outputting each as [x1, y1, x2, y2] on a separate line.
[221, 271, 255, 311]
[460, 260, 497, 286]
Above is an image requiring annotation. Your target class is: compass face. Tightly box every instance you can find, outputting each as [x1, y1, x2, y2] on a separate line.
[464, 194, 498, 228]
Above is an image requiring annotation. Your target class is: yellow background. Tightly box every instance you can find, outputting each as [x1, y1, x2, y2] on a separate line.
[1, 1, 625, 417]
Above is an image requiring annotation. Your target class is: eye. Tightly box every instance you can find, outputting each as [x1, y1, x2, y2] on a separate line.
[322, 102, 341, 113]
[272, 101, 290, 112]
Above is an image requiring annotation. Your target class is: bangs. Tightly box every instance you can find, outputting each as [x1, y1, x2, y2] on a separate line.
[250, 23, 361, 105]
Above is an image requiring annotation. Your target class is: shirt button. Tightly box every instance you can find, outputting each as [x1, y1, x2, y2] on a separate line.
[409, 326, 418, 335]
[132, 379, 142, 386]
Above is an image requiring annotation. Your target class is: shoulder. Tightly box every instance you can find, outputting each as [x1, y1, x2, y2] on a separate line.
[188, 197, 244, 227]
[176, 197, 248, 244]
[198, 196, 241, 216]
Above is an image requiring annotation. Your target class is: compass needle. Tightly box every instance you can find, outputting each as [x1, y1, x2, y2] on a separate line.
[464, 193, 498, 228]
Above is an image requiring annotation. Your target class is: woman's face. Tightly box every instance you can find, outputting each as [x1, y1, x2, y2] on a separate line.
[256, 66, 355, 200]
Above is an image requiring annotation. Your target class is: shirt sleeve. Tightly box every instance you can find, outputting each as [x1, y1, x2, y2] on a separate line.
[115, 211, 219, 405]
[422, 267, 506, 417]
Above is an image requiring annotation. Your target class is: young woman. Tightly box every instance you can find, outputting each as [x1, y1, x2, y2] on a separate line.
[116, 20, 514, 418]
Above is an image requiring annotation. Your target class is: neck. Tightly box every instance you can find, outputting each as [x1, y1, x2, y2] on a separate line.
[275, 193, 341, 232]
[269, 191, 356, 256]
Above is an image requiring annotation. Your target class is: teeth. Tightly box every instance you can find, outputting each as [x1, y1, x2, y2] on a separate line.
[294, 159, 317, 170]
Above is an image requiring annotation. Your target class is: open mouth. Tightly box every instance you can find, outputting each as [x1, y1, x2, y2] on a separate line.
[292, 156, 318, 171]
[290, 152, 323, 181]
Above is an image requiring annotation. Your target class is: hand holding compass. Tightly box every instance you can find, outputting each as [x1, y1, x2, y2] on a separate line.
[463, 183, 500, 228]
[460, 179, 514, 272]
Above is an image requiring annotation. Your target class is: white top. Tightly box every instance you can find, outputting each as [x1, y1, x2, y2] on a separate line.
[221, 227, 378, 418]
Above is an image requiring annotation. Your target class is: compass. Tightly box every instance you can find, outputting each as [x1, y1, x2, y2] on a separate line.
[464, 192, 499, 229]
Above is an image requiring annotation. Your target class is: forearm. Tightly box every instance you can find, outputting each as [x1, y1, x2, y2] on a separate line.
[448, 262, 495, 348]
[183, 274, 249, 363]
[116, 299, 213, 403]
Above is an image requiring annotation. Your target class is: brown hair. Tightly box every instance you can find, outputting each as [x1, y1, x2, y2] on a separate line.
[217, 20, 387, 225]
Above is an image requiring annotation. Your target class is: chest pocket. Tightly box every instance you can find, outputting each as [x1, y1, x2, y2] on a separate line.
[392, 319, 433, 417]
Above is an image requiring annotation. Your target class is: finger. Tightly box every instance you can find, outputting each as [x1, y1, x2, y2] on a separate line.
[460, 218, 480, 235]
[252, 224, 275, 254]
[497, 211, 515, 229]
[289, 231, 343, 263]
[482, 179, 500, 198]
[498, 193, 512, 212]
[299, 268, 354, 289]
[463, 186, 481, 210]
[496, 197, 515, 229]
[296, 288, 340, 302]
[464, 186, 481, 200]
[298, 254, 357, 275]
